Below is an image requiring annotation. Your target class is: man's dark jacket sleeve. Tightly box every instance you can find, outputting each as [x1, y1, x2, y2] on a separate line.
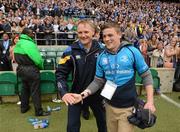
[55, 49, 73, 97]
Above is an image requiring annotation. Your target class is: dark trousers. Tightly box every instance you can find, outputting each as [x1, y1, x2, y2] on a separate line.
[18, 66, 42, 114]
[67, 97, 107, 132]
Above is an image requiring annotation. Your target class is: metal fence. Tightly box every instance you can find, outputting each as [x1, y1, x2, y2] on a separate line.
[1, 32, 78, 45]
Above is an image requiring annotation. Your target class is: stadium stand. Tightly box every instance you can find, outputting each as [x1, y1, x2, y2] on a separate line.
[40, 71, 57, 94]
[135, 68, 161, 95]
[0, 71, 17, 96]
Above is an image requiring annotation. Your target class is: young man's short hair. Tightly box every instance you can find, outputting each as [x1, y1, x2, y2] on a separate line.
[101, 22, 120, 33]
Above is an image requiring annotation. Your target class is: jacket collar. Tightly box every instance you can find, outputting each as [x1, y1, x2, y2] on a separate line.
[71, 39, 101, 53]
[20, 34, 35, 43]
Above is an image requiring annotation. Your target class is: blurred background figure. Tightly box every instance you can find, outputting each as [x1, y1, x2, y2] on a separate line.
[173, 39, 180, 92]
[9, 34, 19, 71]
[9, 34, 20, 105]
[0, 33, 12, 71]
[151, 41, 164, 68]
[164, 37, 177, 68]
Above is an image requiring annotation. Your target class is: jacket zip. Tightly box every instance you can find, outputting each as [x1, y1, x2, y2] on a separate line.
[71, 55, 76, 83]
[85, 48, 99, 62]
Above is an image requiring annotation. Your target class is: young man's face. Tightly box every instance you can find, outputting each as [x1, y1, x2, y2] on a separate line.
[103, 27, 121, 52]
[77, 23, 95, 46]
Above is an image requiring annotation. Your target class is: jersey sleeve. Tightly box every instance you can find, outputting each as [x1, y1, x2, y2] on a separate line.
[95, 53, 104, 78]
[131, 47, 149, 75]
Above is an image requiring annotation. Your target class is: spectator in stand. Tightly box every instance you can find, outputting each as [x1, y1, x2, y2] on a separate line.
[147, 34, 159, 66]
[2, 18, 11, 33]
[147, 34, 158, 52]
[66, 18, 76, 45]
[11, 21, 19, 33]
[0, 33, 12, 71]
[124, 22, 137, 44]
[9, 34, 20, 104]
[58, 18, 68, 45]
[0, 42, 4, 71]
[151, 41, 164, 67]
[18, 20, 26, 33]
[53, 18, 60, 33]
[139, 39, 148, 64]
[42, 18, 54, 45]
[0, 19, 4, 37]
[164, 37, 178, 68]
[9, 34, 19, 71]
[173, 42, 180, 92]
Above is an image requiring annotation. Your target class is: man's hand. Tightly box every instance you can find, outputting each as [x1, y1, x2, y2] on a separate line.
[62, 93, 76, 106]
[72, 94, 83, 104]
[144, 102, 156, 113]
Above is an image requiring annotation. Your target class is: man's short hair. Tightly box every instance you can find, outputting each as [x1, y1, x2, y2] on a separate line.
[77, 19, 96, 32]
[101, 22, 120, 33]
[21, 28, 34, 36]
[21, 28, 34, 38]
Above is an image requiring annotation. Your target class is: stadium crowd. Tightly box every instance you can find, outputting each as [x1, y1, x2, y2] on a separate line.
[0, 0, 179, 69]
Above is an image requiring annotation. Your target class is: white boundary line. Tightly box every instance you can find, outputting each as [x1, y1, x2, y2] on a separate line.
[160, 94, 180, 108]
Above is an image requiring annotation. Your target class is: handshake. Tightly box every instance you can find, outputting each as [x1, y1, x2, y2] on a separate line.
[62, 89, 91, 106]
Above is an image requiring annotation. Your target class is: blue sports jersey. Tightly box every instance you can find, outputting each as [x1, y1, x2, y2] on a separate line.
[96, 45, 149, 87]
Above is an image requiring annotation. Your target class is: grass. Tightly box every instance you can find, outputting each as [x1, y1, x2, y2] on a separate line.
[0, 92, 180, 132]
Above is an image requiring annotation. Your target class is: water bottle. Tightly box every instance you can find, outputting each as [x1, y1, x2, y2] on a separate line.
[33, 124, 40, 129]
[33, 122, 48, 129]
[40, 122, 48, 128]
[42, 119, 49, 124]
[28, 117, 38, 123]
[47, 106, 51, 112]
[32, 120, 42, 125]
[52, 106, 61, 111]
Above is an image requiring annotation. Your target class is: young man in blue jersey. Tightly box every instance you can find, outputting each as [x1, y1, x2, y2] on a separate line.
[81, 22, 156, 132]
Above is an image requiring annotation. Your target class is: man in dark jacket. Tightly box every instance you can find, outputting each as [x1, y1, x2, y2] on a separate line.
[56, 20, 107, 132]
[0, 33, 12, 71]
[14, 28, 49, 116]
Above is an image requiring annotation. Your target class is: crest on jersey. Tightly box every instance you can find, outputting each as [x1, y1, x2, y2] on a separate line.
[102, 57, 108, 65]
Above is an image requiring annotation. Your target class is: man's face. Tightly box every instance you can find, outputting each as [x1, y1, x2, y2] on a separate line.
[3, 34, 9, 41]
[28, 31, 35, 39]
[77, 23, 95, 46]
[103, 27, 121, 52]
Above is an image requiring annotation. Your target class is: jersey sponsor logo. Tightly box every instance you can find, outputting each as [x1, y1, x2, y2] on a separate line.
[105, 70, 132, 75]
[59, 56, 70, 64]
